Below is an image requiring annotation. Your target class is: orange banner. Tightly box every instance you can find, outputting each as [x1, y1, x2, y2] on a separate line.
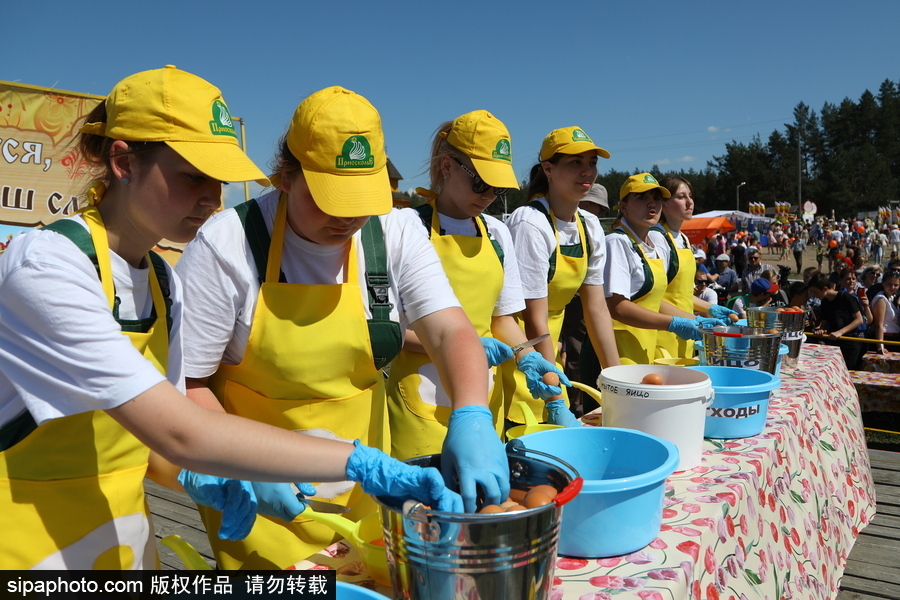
[0, 81, 103, 227]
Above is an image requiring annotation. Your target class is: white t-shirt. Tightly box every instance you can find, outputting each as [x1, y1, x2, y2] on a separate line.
[0, 216, 184, 428]
[872, 293, 900, 334]
[406, 209, 526, 317]
[604, 221, 672, 299]
[697, 287, 718, 304]
[176, 191, 461, 378]
[504, 197, 607, 300]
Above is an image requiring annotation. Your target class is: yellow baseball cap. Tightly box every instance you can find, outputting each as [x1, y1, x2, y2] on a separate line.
[619, 173, 671, 200]
[80, 65, 268, 185]
[285, 86, 391, 218]
[443, 110, 519, 189]
[539, 126, 611, 161]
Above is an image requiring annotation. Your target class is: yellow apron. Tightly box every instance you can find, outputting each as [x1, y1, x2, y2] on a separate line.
[611, 225, 669, 365]
[501, 207, 587, 424]
[656, 225, 697, 359]
[386, 205, 504, 459]
[202, 196, 384, 570]
[0, 206, 168, 569]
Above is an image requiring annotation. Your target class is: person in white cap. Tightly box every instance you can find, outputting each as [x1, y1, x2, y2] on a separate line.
[0, 68, 459, 571]
[501, 127, 621, 429]
[386, 111, 566, 460]
[176, 87, 503, 569]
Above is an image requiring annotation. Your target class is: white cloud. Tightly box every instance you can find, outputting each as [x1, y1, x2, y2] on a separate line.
[707, 126, 720, 132]
[655, 158, 672, 165]
[675, 156, 696, 163]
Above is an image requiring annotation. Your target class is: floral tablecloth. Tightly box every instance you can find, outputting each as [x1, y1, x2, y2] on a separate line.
[848, 369, 900, 413]
[859, 350, 900, 373]
[295, 344, 876, 600]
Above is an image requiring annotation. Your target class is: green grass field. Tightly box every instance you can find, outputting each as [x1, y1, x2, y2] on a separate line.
[864, 412, 900, 452]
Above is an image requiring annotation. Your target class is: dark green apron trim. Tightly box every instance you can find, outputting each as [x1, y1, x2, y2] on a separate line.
[413, 203, 504, 268]
[652, 225, 679, 283]
[237, 200, 401, 370]
[608, 228, 654, 301]
[526, 200, 591, 283]
[42, 220, 172, 335]
[0, 410, 38, 452]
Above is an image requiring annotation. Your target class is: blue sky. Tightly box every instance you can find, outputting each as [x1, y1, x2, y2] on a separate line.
[5, 0, 899, 226]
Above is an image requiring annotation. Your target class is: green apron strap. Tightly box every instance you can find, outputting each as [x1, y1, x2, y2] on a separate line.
[414, 203, 503, 267]
[42, 219, 171, 335]
[0, 410, 38, 452]
[235, 199, 287, 284]
[360, 217, 402, 370]
[527, 200, 590, 282]
[653, 225, 679, 283]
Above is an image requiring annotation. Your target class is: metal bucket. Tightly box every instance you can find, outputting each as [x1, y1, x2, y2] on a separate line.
[701, 325, 783, 374]
[375, 444, 582, 600]
[746, 307, 808, 365]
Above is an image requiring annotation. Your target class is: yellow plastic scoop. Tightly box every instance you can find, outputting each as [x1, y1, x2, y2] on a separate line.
[506, 400, 563, 440]
[301, 509, 390, 587]
[160, 535, 213, 571]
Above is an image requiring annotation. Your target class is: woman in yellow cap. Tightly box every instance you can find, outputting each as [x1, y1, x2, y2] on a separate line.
[387, 111, 568, 459]
[601, 174, 724, 365]
[0, 68, 458, 570]
[175, 87, 508, 570]
[654, 176, 736, 358]
[500, 126, 621, 428]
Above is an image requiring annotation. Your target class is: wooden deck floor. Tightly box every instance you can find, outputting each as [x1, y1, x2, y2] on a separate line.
[837, 449, 900, 600]
[147, 450, 900, 598]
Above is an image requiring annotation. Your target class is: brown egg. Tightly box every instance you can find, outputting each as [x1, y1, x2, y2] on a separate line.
[508, 489, 528, 503]
[767, 328, 779, 335]
[499, 500, 520, 510]
[542, 372, 560, 386]
[641, 373, 664, 385]
[527, 484, 559, 500]
[504, 504, 527, 512]
[728, 313, 740, 323]
[478, 504, 504, 514]
[523, 492, 553, 509]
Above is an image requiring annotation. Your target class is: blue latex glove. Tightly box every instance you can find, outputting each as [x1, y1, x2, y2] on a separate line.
[441, 405, 510, 513]
[480, 337, 514, 368]
[697, 315, 728, 328]
[177, 470, 257, 540]
[517, 352, 572, 400]
[545, 399, 583, 427]
[346, 441, 464, 513]
[667, 316, 703, 341]
[251, 482, 317, 522]
[708, 304, 738, 321]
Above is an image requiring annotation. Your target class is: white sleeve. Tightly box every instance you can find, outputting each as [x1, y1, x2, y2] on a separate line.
[581, 210, 607, 286]
[176, 213, 257, 378]
[0, 232, 167, 425]
[483, 215, 526, 316]
[604, 234, 641, 298]
[383, 210, 461, 325]
[506, 206, 555, 300]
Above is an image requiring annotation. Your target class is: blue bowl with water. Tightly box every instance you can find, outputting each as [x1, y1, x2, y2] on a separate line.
[519, 427, 679, 558]
[336, 581, 386, 599]
[688, 366, 781, 439]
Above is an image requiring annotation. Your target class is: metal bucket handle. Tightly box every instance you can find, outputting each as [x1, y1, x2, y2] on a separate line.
[506, 439, 583, 506]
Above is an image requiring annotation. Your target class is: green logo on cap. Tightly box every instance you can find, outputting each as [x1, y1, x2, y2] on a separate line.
[571, 129, 592, 142]
[209, 100, 237, 138]
[643, 174, 659, 185]
[491, 139, 511, 161]
[336, 136, 375, 169]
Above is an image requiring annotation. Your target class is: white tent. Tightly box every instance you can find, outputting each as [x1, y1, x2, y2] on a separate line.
[692, 210, 775, 224]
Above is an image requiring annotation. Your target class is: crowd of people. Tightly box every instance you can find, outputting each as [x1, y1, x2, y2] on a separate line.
[0, 65, 897, 571]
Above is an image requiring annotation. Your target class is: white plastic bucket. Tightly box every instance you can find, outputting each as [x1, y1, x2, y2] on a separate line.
[598, 365, 713, 471]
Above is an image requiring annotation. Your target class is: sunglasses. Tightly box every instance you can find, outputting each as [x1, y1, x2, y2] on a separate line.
[695, 280, 708, 285]
[452, 157, 510, 200]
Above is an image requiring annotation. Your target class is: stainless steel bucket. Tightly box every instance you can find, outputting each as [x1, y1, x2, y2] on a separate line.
[746, 307, 808, 365]
[700, 325, 783, 373]
[375, 444, 582, 600]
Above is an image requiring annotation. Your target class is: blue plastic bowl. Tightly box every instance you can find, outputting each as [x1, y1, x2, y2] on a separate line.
[518, 427, 679, 558]
[336, 581, 385, 599]
[688, 366, 781, 439]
